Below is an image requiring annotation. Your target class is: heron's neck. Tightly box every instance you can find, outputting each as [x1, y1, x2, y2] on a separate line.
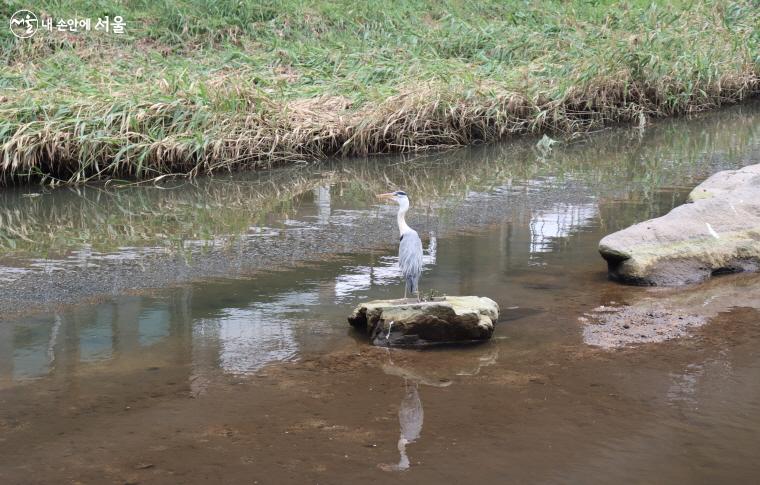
[397, 206, 412, 235]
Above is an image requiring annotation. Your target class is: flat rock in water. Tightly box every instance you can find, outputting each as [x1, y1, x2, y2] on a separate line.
[599, 163, 760, 286]
[581, 272, 760, 349]
[347, 296, 499, 347]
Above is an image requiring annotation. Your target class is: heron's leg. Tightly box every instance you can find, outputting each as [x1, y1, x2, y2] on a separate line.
[403, 286, 407, 301]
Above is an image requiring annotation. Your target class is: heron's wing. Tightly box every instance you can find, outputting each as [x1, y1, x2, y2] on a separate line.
[398, 230, 423, 278]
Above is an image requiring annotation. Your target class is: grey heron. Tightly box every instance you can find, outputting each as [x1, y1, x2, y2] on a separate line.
[377, 191, 424, 301]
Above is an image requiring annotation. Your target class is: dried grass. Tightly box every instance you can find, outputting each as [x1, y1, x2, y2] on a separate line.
[0, 0, 757, 184]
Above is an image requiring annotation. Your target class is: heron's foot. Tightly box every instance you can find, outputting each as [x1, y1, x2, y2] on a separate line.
[394, 296, 422, 304]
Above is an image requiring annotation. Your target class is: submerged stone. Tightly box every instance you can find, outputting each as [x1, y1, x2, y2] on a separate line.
[599, 163, 760, 286]
[347, 296, 499, 347]
[581, 272, 760, 349]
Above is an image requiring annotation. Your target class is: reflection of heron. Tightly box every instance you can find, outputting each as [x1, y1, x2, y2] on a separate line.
[379, 379, 423, 472]
[376, 345, 502, 472]
[377, 191, 424, 301]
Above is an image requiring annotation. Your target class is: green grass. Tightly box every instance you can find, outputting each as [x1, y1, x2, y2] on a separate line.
[0, 0, 758, 184]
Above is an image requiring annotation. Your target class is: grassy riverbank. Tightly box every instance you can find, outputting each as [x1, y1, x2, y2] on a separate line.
[1, 1, 758, 184]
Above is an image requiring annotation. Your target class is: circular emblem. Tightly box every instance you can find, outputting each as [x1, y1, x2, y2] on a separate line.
[10, 10, 38, 38]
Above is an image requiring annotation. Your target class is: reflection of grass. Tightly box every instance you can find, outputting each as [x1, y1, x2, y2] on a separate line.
[1, 104, 757, 257]
[0, 169, 341, 257]
[344, 103, 760, 206]
[0, 1, 757, 183]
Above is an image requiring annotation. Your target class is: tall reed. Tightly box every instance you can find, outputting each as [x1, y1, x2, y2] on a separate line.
[0, 0, 757, 184]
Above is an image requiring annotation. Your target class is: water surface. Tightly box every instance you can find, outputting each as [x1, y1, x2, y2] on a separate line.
[1, 103, 759, 484]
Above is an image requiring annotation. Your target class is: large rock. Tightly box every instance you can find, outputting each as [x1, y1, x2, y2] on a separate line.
[599, 163, 760, 286]
[348, 296, 499, 347]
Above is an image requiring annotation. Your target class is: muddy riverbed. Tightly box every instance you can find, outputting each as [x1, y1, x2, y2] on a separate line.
[1, 103, 759, 484]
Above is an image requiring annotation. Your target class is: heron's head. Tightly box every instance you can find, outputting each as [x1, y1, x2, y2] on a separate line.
[376, 190, 409, 205]
[377, 190, 409, 211]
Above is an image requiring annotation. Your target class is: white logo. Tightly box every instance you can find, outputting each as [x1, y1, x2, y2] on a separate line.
[10, 10, 38, 38]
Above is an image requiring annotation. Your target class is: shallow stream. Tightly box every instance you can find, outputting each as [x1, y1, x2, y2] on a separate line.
[1, 103, 759, 483]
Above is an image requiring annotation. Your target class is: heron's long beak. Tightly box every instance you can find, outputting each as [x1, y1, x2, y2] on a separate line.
[376, 192, 395, 201]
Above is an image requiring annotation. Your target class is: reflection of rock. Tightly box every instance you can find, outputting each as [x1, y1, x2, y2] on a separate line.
[348, 296, 499, 347]
[583, 273, 760, 348]
[381, 347, 499, 387]
[599, 164, 760, 286]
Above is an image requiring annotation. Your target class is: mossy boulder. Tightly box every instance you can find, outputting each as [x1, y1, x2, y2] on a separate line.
[348, 296, 499, 347]
[599, 164, 760, 286]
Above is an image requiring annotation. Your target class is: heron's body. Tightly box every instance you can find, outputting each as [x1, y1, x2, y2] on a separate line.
[399, 229, 423, 297]
[378, 190, 424, 300]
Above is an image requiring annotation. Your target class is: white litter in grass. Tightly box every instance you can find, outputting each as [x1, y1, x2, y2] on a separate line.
[706, 222, 720, 239]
